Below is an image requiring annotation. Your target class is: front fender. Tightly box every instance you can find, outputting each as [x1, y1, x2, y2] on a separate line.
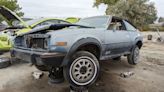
[61, 37, 102, 66]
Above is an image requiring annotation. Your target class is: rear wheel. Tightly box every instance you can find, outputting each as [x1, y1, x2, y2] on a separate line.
[127, 46, 140, 65]
[64, 51, 100, 88]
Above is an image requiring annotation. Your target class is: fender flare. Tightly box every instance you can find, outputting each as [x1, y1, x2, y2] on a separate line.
[134, 37, 143, 48]
[61, 37, 102, 66]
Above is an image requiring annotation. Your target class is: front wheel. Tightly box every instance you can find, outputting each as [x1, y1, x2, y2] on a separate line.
[64, 51, 100, 88]
[127, 46, 140, 65]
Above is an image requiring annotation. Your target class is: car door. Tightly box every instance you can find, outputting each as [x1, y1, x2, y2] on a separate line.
[104, 18, 131, 56]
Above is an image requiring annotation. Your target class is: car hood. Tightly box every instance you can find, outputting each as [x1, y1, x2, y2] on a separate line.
[18, 24, 94, 36]
[0, 6, 29, 28]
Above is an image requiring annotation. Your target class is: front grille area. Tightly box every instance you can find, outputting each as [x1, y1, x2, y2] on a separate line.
[26, 38, 47, 49]
[15, 34, 50, 50]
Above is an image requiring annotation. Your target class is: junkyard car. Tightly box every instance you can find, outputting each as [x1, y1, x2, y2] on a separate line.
[11, 16, 143, 88]
[0, 6, 70, 52]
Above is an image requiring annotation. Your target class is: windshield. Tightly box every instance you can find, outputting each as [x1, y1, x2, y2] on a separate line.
[16, 19, 41, 27]
[75, 16, 109, 28]
[25, 19, 41, 25]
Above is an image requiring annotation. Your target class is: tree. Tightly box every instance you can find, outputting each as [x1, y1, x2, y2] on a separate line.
[158, 17, 164, 23]
[94, 0, 157, 29]
[94, 0, 119, 7]
[0, 0, 24, 22]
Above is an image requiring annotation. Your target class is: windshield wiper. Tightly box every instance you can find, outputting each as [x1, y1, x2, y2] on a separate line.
[77, 25, 95, 28]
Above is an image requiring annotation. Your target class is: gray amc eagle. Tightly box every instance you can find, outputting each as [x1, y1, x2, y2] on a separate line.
[11, 15, 143, 88]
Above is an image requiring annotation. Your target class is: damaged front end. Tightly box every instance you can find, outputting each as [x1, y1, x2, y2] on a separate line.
[15, 33, 50, 51]
[12, 24, 91, 66]
[11, 24, 84, 67]
[14, 23, 92, 50]
[12, 25, 57, 65]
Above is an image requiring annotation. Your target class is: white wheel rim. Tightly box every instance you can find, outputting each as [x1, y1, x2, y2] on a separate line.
[69, 56, 97, 86]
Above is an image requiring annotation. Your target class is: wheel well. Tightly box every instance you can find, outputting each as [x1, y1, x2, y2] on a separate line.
[136, 41, 142, 49]
[76, 44, 100, 59]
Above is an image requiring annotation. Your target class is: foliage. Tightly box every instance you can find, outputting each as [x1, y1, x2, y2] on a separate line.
[94, 0, 120, 7]
[159, 27, 164, 31]
[158, 17, 164, 23]
[0, 0, 24, 22]
[94, 0, 157, 29]
[142, 25, 164, 31]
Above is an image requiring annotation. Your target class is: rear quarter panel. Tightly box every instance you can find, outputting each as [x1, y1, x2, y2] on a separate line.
[128, 30, 143, 46]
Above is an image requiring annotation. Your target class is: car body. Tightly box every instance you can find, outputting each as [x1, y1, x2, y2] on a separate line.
[0, 6, 70, 51]
[11, 15, 143, 88]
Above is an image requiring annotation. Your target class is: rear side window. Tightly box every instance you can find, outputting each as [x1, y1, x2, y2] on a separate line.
[108, 18, 126, 30]
[108, 20, 126, 30]
[124, 20, 136, 31]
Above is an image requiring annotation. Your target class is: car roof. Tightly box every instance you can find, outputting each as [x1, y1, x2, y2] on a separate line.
[81, 15, 125, 21]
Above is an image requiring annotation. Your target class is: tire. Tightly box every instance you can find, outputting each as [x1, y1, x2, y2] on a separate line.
[127, 46, 140, 65]
[112, 56, 121, 61]
[64, 51, 100, 88]
[0, 57, 11, 69]
[35, 65, 50, 71]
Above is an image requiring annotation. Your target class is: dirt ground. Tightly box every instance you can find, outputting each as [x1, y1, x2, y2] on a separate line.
[0, 32, 164, 92]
